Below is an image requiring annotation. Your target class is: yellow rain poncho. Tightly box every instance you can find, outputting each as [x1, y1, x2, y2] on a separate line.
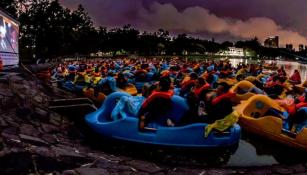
[204, 111, 240, 137]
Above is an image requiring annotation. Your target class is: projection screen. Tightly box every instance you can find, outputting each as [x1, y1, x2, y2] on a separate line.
[0, 9, 19, 66]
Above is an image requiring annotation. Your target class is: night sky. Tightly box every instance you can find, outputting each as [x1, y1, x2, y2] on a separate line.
[60, 0, 307, 47]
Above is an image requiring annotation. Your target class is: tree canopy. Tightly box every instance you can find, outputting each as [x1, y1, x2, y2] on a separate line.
[1, 0, 305, 62]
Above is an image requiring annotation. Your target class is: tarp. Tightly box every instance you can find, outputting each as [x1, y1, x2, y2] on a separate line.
[111, 96, 145, 120]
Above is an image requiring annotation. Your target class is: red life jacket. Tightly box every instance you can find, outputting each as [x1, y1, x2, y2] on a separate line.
[142, 90, 174, 109]
[298, 96, 305, 103]
[290, 72, 301, 84]
[211, 92, 236, 106]
[286, 97, 307, 116]
[194, 83, 210, 96]
[296, 102, 307, 110]
[182, 80, 196, 90]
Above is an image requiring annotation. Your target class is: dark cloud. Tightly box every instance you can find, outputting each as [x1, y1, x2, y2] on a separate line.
[154, 0, 307, 35]
[59, 0, 307, 47]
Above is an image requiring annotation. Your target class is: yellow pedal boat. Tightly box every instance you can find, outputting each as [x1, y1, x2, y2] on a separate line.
[83, 88, 106, 104]
[230, 80, 257, 104]
[120, 84, 138, 96]
[235, 95, 307, 151]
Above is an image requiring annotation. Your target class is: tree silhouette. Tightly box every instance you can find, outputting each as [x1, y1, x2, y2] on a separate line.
[1, 0, 298, 62]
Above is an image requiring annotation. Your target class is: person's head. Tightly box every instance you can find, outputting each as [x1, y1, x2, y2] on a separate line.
[196, 77, 206, 87]
[190, 72, 198, 80]
[294, 69, 299, 74]
[107, 71, 114, 77]
[216, 82, 231, 95]
[272, 75, 279, 82]
[159, 76, 171, 91]
[142, 83, 156, 98]
[278, 76, 286, 83]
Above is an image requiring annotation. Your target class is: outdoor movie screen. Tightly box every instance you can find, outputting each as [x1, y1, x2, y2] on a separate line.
[0, 10, 19, 66]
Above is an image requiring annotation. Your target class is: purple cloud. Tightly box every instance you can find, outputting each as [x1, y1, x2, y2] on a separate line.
[59, 0, 307, 47]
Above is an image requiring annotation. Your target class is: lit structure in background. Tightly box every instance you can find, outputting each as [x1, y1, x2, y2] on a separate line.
[264, 36, 279, 48]
[216, 47, 254, 57]
[286, 44, 294, 51]
[0, 9, 19, 67]
[299, 44, 305, 52]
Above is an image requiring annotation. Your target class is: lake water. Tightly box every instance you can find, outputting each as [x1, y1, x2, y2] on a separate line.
[229, 59, 307, 82]
[225, 59, 307, 167]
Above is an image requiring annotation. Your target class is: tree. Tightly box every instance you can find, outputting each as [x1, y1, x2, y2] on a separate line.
[0, 0, 19, 18]
[71, 4, 99, 55]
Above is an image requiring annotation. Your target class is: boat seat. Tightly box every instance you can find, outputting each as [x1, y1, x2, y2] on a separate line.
[147, 95, 189, 126]
[250, 112, 261, 119]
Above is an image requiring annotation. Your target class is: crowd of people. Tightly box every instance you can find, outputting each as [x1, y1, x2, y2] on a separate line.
[47, 57, 306, 131]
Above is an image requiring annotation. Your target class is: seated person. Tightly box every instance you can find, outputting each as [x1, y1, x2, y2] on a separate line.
[138, 76, 174, 130]
[135, 68, 147, 82]
[236, 65, 248, 79]
[264, 76, 284, 98]
[236, 85, 265, 95]
[66, 65, 77, 81]
[253, 78, 264, 90]
[116, 72, 128, 89]
[180, 72, 198, 96]
[73, 69, 86, 86]
[219, 67, 231, 78]
[193, 77, 210, 97]
[205, 68, 218, 89]
[97, 71, 117, 95]
[141, 83, 157, 98]
[290, 90, 307, 129]
[204, 82, 235, 124]
[289, 70, 301, 85]
[91, 68, 102, 85]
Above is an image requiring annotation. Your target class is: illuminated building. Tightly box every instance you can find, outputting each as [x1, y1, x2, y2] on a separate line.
[286, 44, 294, 51]
[217, 47, 244, 57]
[299, 44, 305, 52]
[264, 36, 279, 48]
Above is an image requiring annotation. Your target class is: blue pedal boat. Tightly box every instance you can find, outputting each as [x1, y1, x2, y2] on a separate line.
[85, 92, 241, 149]
[61, 81, 85, 94]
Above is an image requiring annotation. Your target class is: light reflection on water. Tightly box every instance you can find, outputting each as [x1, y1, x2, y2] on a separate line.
[225, 59, 307, 166]
[274, 60, 307, 82]
[229, 59, 307, 82]
[227, 140, 278, 167]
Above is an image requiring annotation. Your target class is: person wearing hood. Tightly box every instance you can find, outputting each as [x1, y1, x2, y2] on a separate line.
[289, 69, 302, 85]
